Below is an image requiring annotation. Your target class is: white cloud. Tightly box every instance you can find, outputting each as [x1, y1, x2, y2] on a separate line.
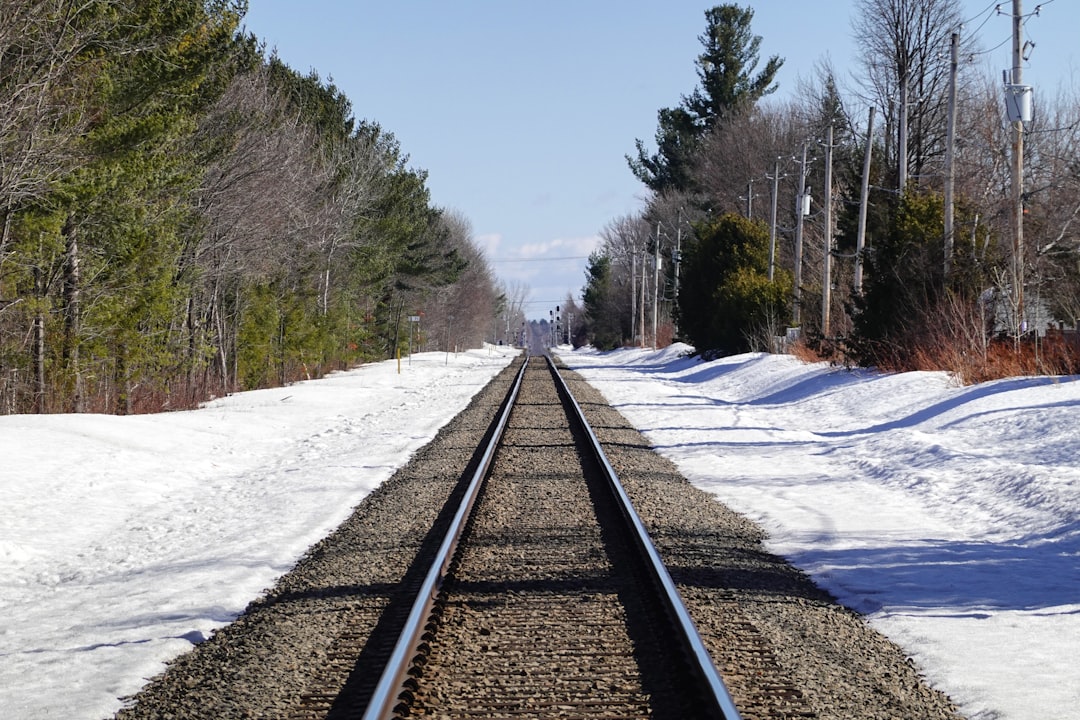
[487, 234, 601, 316]
[518, 234, 601, 260]
[475, 233, 502, 258]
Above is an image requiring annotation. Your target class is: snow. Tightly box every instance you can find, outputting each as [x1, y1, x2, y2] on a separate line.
[561, 344, 1080, 720]
[2, 342, 1077, 719]
[0, 346, 518, 719]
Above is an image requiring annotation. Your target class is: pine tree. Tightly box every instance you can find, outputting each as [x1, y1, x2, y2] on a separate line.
[628, 4, 783, 194]
[582, 252, 624, 350]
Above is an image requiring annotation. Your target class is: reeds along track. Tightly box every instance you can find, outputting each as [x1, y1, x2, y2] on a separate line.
[361, 355, 741, 719]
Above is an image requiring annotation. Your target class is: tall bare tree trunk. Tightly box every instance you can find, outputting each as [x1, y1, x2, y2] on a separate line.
[33, 236, 46, 413]
[209, 279, 227, 389]
[63, 217, 84, 412]
[278, 309, 287, 386]
[231, 284, 240, 389]
[115, 347, 132, 415]
[0, 210, 12, 263]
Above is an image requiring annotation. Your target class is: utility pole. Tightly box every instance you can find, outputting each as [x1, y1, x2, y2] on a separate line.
[652, 222, 661, 349]
[1010, 0, 1026, 332]
[898, 69, 909, 193]
[767, 158, 781, 282]
[672, 209, 683, 337]
[673, 208, 683, 299]
[822, 124, 835, 338]
[639, 250, 646, 347]
[745, 180, 754, 219]
[793, 142, 809, 327]
[944, 31, 959, 279]
[631, 252, 637, 345]
[855, 106, 875, 294]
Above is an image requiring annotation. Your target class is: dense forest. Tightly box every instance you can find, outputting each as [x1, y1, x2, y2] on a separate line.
[0, 0, 521, 414]
[7, 2, 1078, 416]
[579, 1, 1080, 382]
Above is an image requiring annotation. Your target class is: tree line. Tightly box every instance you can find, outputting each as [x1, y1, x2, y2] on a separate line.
[580, 1, 1080, 381]
[0, 0, 519, 415]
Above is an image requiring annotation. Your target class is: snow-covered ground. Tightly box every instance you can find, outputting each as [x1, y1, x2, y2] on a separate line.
[561, 344, 1080, 720]
[0, 346, 518, 719]
[2, 343, 1077, 719]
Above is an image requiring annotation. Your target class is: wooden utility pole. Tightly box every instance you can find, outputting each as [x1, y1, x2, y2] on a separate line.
[639, 250, 646, 347]
[652, 222, 660, 349]
[631, 252, 637, 345]
[767, 158, 780, 282]
[944, 31, 959, 279]
[898, 70, 909, 193]
[855, 106, 875, 294]
[1010, 0, 1026, 331]
[793, 142, 809, 326]
[673, 209, 682, 300]
[822, 125, 835, 338]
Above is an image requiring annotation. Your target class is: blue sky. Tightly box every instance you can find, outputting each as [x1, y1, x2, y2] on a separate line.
[242, 1, 1078, 320]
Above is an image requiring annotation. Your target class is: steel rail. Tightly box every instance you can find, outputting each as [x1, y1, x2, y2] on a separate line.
[547, 355, 744, 720]
[360, 355, 529, 720]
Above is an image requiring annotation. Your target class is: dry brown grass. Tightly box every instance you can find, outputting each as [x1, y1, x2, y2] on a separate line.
[906, 338, 1078, 384]
[789, 339, 830, 364]
[790, 336, 1078, 384]
[845, 335, 1077, 385]
[787, 293, 1080, 385]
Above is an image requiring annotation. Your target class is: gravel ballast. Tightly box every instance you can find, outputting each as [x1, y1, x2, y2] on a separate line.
[114, 357, 965, 720]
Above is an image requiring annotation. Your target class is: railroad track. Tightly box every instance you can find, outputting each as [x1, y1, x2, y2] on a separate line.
[116, 353, 964, 720]
[359, 355, 740, 719]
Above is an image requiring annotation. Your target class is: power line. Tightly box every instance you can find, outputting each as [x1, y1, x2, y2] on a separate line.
[963, 1, 1000, 26]
[489, 256, 589, 263]
[964, 2, 1000, 38]
[965, 0, 1053, 58]
[968, 31, 1012, 57]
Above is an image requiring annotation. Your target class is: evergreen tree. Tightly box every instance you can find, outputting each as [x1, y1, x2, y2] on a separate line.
[369, 167, 466, 358]
[628, 4, 783, 194]
[582, 252, 624, 350]
[69, 0, 245, 412]
[678, 213, 791, 355]
[7, 0, 246, 411]
[685, 5, 785, 129]
[0, 2, 500, 412]
[849, 191, 998, 369]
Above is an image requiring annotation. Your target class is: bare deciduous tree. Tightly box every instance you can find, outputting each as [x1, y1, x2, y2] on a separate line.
[189, 64, 328, 386]
[852, 0, 964, 191]
[0, 0, 107, 214]
[419, 209, 500, 351]
[501, 280, 530, 345]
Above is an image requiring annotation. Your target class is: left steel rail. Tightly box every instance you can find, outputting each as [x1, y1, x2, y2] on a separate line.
[360, 356, 528, 720]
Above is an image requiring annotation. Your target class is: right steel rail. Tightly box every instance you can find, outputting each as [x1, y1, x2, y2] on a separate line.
[547, 355, 743, 720]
